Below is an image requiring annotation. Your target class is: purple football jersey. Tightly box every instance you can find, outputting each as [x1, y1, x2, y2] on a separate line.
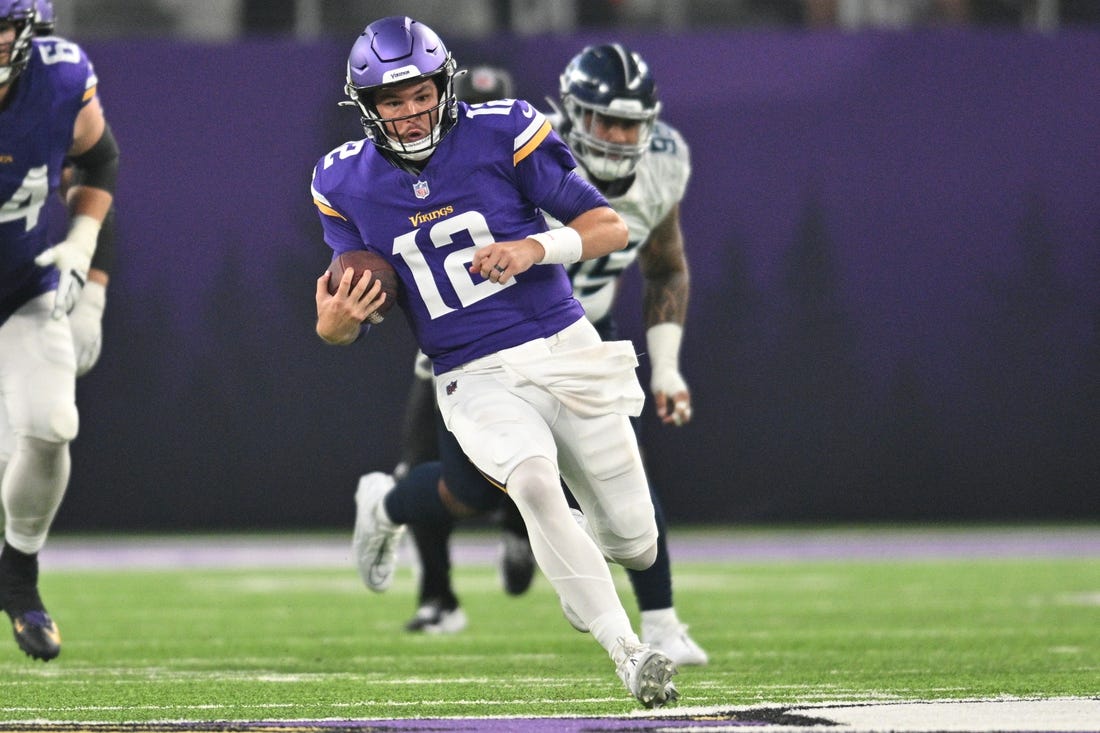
[0, 37, 97, 324]
[311, 99, 609, 373]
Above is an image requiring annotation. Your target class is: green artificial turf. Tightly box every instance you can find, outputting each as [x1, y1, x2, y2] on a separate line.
[1, 536, 1097, 722]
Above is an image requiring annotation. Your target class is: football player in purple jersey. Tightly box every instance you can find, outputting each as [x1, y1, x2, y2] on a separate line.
[311, 16, 678, 708]
[375, 51, 708, 667]
[33, 0, 114, 378]
[0, 0, 120, 661]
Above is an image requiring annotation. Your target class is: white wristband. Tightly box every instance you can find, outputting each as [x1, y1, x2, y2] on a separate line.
[646, 322, 687, 393]
[66, 214, 101, 261]
[530, 227, 582, 265]
[646, 322, 682, 374]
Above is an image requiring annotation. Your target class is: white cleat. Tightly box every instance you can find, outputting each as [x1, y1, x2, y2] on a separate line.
[615, 638, 679, 709]
[404, 600, 468, 634]
[643, 620, 709, 667]
[352, 472, 405, 592]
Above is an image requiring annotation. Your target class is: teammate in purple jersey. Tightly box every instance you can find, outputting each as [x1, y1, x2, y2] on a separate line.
[30, 0, 114, 377]
[0, 0, 119, 662]
[311, 16, 678, 708]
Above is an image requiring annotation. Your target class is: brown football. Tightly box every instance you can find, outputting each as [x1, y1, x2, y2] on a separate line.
[326, 250, 399, 324]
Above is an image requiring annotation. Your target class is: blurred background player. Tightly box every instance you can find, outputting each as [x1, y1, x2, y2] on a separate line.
[375, 48, 707, 667]
[0, 0, 120, 660]
[452, 63, 514, 107]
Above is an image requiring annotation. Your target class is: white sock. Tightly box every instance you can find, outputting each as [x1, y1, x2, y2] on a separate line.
[641, 608, 682, 640]
[507, 457, 636, 657]
[641, 607, 678, 628]
[591, 615, 640, 664]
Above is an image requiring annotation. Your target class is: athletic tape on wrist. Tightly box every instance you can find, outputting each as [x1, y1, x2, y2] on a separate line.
[646, 322, 683, 376]
[67, 215, 102, 260]
[530, 227, 582, 265]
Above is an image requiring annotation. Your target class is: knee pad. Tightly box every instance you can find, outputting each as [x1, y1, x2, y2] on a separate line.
[597, 522, 658, 570]
[506, 457, 562, 514]
[46, 401, 80, 443]
[14, 400, 78, 444]
[587, 498, 659, 570]
[616, 542, 658, 572]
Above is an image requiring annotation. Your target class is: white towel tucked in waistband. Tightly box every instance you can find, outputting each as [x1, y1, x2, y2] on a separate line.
[498, 339, 645, 418]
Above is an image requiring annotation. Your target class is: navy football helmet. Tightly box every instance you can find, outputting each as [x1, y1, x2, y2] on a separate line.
[454, 64, 514, 105]
[559, 43, 661, 181]
[33, 0, 53, 35]
[343, 16, 458, 161]
[0, 0, 37, 86]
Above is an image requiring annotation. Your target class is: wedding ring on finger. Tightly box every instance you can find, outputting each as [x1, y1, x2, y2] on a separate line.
[494, 264, 506, 273]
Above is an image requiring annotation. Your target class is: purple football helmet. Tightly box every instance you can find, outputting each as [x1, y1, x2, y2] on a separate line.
[559, 43, 662, 181]
[343, 16, 458, 160]
[0, 0, 37, 85]
[33, 0, 53, 34]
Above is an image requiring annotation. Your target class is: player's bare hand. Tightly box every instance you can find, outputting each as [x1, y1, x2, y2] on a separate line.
[315, 268, 384, 344]
[470, 238, 541, 284]
[653, 386, 693, 427]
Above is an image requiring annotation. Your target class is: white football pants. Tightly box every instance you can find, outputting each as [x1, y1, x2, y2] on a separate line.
[0, 293, 79, 553]
[435, 318, 658, 657]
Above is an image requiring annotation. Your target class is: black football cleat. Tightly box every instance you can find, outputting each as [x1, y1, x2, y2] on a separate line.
[10, 610, 61, 661]
[1, 543, 61, 661]
[499, 530, 536, 596]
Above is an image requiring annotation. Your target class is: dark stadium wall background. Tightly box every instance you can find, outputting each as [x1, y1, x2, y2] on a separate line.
[54, 31, 1100, 530]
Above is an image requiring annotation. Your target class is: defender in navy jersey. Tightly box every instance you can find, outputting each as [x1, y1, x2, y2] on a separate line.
[0, 0, 120, 661]
[312, 16, 677, 708]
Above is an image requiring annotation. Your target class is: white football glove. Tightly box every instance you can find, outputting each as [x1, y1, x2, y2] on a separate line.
[69, 280, 106, 376]
[34, 215, 100, 320]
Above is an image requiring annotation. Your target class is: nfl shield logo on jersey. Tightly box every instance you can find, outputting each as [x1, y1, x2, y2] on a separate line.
[413, 180, 430, 199]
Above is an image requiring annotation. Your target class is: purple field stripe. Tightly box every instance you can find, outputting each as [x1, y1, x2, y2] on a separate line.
[247, 717, 751, 731]
[0, 713, 807, 732]
[3, 700, 1098, 732]
[0, 706, 837, 731]
[39, 527, 1100, 570]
